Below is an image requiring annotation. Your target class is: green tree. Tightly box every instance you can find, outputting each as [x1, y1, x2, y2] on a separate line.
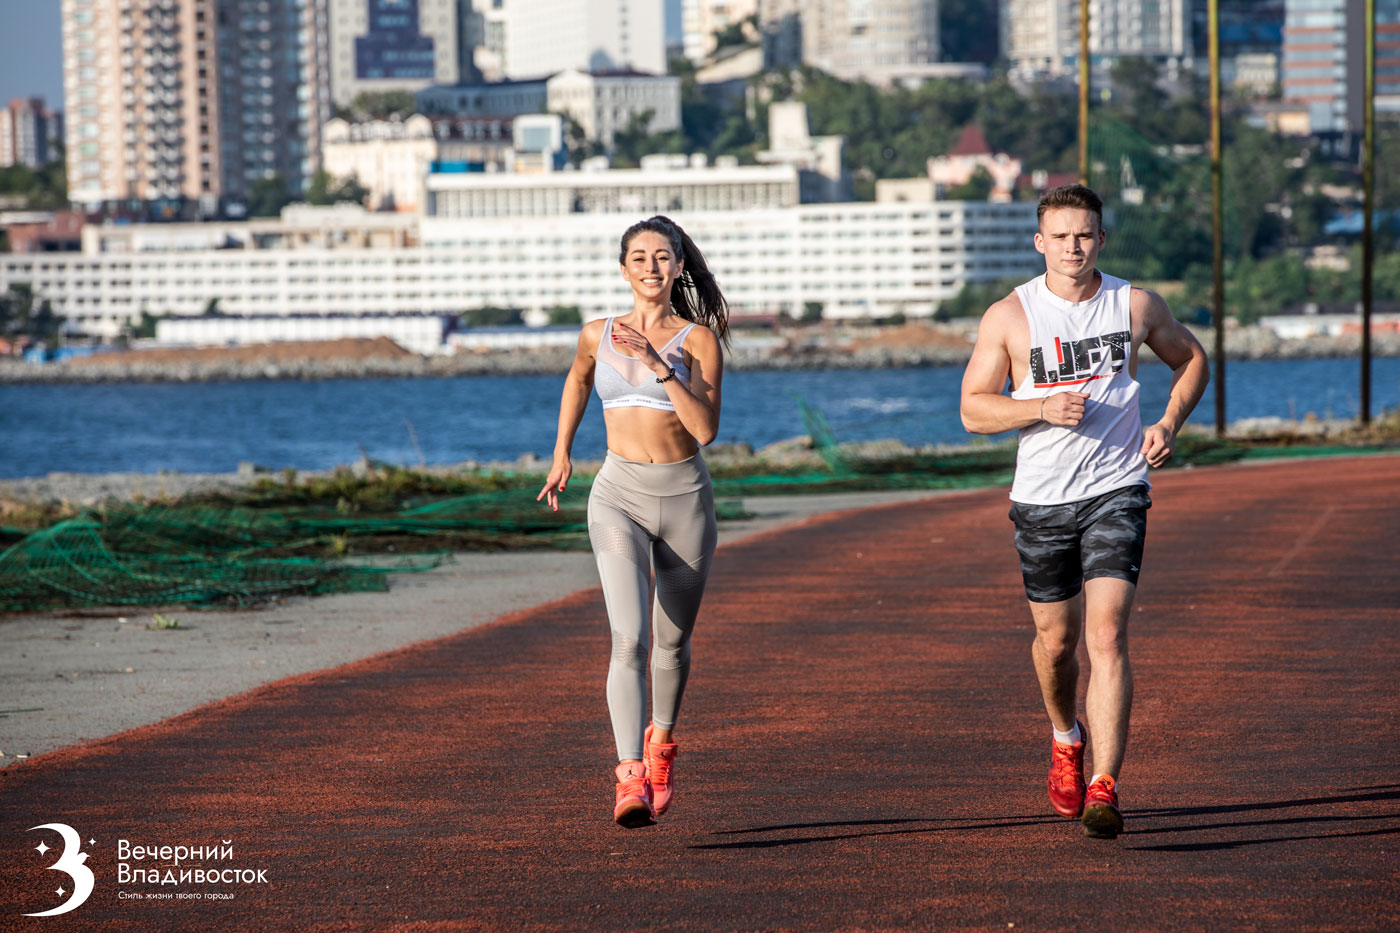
[0, 283, 36, 335]
[461, 306, 523, 327]
[247, 174, 293, 218]
[308, 169, 371, 206]
[348, 91, 416, 121]
[800, 301, 824, 323]
[548, 305, 582, 325]
[333, 174, 370, 205]
[945, 165, 994, 200]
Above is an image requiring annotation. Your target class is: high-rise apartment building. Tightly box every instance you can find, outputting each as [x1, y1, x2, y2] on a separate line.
[0, 97, 62, 169]
[61, 0, 332, 209]
[1283, 0, 1400, 135]
[800, 0, 941, 84]
[329, 0, 479, 107]
[1001, 0, 1193, 79]
[219, 0, 334, 201]
[62, 0, 221, 204]
[501, 0, 666, 79]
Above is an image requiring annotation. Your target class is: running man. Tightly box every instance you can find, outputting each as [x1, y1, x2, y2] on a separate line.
[960, 184, 1209, 838]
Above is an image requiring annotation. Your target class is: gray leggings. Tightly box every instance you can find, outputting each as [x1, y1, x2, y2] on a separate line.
[587, 451, 717, 762]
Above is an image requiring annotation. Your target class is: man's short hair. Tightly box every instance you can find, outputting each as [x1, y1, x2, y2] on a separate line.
[1037, 184, 1104, 230]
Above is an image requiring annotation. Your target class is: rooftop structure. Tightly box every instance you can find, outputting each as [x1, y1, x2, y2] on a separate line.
[425, 158, 801, 218]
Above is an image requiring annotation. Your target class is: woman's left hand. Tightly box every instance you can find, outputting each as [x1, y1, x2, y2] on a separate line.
[610, 321, 668, 377]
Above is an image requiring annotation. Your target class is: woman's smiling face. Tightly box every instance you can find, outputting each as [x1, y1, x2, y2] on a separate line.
[620, 230, 683, 301]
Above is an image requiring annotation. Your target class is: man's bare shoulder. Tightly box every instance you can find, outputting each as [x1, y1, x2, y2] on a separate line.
[1129, 286, 1174, 327]
[977, 290, 1027, 335]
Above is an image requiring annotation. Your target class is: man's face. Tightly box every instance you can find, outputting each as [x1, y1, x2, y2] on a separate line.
[1034, 207, 1105, 278]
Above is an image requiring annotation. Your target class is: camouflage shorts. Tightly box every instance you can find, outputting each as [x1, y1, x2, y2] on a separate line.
[1009, 484, 1151, 603]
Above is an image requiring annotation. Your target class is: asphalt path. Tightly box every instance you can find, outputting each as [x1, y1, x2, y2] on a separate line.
[2, 456, 1397, 930]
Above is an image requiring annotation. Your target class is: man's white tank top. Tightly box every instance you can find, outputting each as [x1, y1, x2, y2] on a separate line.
[1008, 271, 1149, 505]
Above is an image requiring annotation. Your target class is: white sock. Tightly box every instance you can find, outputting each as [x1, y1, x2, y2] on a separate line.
[1053, 722, 1082, 745]
[1090, 773, 1114, 786]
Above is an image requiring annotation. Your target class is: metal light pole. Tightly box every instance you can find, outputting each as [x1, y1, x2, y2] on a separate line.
[1210, 0, 1226, 435]
[1078, 0, 1091, 185]
[1361, 0, 1375, 424]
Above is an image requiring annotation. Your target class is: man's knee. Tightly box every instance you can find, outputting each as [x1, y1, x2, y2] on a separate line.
[1033, 629, 1078, 666]
[1083, 623, 1128, 659]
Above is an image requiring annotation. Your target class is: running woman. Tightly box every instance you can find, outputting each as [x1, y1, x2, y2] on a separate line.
[960, 184, 1209, 838]
[538, 215, 728, 828]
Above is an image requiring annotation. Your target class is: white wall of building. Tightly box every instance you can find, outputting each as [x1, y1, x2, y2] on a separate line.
[502, 0, 666, 79]
[0, 200, 1042, 339]
[323, 115, 439, 211]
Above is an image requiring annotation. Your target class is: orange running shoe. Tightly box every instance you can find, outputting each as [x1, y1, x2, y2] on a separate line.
[613, 761, 654, 828]
[1082, 775, 1123, 839]
[644, 724, 679, 817]
[1047, 720, 1087, 818]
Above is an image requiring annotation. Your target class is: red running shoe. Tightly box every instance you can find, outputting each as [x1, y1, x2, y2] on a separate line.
[1082, 774, 1123, 839]
[1047, 720, 1087, 818]
[644, 724, 679, 817]
[613, 761, 655, 828]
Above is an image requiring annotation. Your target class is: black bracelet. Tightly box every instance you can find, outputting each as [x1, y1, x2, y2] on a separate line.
[655, 366, 676, 384]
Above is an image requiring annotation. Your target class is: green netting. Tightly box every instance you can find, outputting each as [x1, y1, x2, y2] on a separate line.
[0, 504, 449, 612]
[0, 489, 751, 613]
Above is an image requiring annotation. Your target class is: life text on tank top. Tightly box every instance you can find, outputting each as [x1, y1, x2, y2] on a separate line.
[1008, 272, 1150, 506]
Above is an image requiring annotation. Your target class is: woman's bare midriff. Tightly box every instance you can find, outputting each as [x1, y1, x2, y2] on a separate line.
[603, 408, 700, 463]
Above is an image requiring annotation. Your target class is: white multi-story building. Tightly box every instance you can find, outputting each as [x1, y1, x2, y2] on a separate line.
[0, 194, 1041, 339]
[322, 114, 516, 211]
[545, 69, 681, 148]
[502, 0, 666, 79]
[1002, 0, 1193, 80]
[416, 69, 680, 150]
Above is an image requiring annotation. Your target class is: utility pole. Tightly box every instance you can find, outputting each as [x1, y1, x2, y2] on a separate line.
[1362, 0, 1375, 424]
[1210, 0, 1226, 435]
[1078, 0, 1091, 185]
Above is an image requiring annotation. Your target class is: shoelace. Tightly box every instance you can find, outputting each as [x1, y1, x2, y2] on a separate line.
[1050, 746, 1081, 782]
[1086, 778, 1116, 803]
[648, 752, 672, 787]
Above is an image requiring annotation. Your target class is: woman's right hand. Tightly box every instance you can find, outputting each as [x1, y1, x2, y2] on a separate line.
[536, 458, 572, 512]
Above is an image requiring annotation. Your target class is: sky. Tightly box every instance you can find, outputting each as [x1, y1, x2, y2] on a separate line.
[0, 0, 64, 108]
[0, 1, 684, 112]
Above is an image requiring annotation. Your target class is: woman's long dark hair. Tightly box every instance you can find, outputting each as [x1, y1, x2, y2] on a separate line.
[619, 215, 730, 347]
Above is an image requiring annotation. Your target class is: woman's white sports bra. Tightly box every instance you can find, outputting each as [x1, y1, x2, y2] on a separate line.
[594, 317, 697, 412]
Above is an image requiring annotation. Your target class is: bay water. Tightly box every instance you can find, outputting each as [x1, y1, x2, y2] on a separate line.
[3, 357, 1398, 479]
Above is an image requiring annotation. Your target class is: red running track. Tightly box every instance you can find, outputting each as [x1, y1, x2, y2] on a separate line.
[2, 456, 1398, 930]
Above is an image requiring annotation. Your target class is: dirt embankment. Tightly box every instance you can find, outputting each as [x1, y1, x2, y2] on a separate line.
[69, 336, 413, 367]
